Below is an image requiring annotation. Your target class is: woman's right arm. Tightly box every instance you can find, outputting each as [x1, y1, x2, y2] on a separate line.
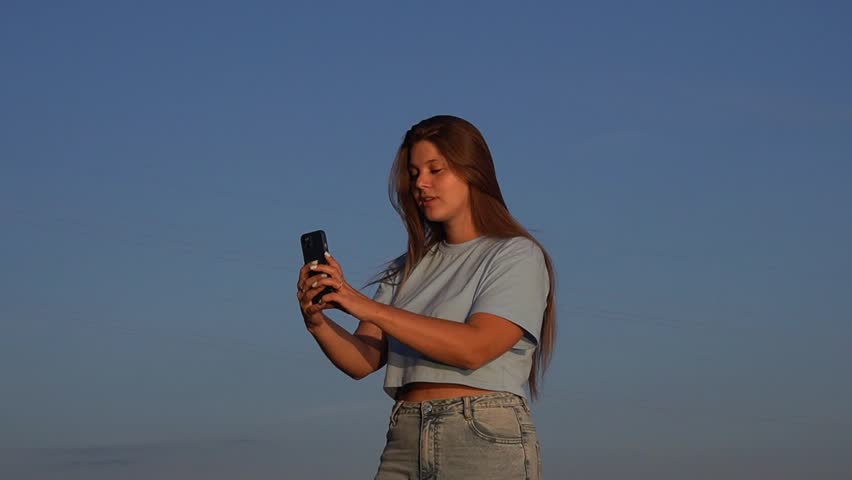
[306, 315, 387, 380]
[297, 260, 390, 380]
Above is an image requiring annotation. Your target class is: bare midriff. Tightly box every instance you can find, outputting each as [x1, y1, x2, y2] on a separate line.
[395, 382, 496, 402]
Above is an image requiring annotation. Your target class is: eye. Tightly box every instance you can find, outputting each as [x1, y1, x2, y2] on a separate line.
[430, 168, 443, 174]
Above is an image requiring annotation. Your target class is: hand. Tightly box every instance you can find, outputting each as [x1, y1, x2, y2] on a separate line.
[298, 251, 380, 321]
[296, 260, 331, 330]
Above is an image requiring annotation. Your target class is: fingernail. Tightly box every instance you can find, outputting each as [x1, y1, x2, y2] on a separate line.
[321, 274, 328, 278]
[324, 251, 331, 257]
[309, 265, 317, 270]
[311, 281, 317, 288]
[310, 260, 318, 265]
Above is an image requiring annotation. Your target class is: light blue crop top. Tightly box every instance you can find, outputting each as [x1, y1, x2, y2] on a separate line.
[372, 235, 550, 399]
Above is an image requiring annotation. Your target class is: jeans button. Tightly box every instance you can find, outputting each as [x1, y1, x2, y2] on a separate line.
[424, 403, 432, 414]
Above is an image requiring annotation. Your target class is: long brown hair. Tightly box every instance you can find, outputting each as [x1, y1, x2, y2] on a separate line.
[371, 114, 557, 401]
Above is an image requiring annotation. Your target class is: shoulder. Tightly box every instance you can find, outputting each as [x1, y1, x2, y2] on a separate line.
[488, 236, 545, 262]
[476, 236, 547, 280]
[375, 253, 406, 286]
[472, 236, 551, 303]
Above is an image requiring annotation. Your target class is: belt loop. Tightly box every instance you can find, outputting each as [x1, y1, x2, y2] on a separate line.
[521, 396, 531, 413]
[389, 401, 404, 427]
[462, 396, 472, 420]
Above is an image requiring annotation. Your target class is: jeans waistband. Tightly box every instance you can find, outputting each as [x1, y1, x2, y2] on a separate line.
[389, 391, 529, 425]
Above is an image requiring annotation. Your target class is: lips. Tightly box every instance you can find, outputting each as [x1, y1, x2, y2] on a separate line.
[420, 196, 437, 205]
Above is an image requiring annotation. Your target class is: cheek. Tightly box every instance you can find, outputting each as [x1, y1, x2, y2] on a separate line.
[443, 181, 470, 207]
[437, 173, 463, 192]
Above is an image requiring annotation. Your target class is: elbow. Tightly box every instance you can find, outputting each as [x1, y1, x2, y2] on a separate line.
[459, 352, 486, 371]
[347, 362, 382, 381]
[346, 370, 374, 380]
[460, 343, 501, 370]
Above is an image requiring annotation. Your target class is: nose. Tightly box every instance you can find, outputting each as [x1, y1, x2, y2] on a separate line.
[415, 173, 429, 192]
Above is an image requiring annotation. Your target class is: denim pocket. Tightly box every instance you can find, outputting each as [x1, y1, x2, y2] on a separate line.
[516, 408, 537, 433]
[465, 406, 524, 444]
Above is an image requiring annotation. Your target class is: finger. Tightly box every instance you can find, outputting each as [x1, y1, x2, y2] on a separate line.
[323, 251, 341, 271]
[299, 263, 313, 287]
[313, 276, 344, 292]
[304, 299, 330, 315]
[300, 260, 318, 274]
[306, 298, 334, 314]
[300, 260, 322, 281]
[299, 273, 327, 292]
[299, 289, 312, 306]
[304, 303, 320, 315]
[320, 292, 339, 305]
[303, 276, 335, 293]
[302, 286, 327, 303]
[302, 283, 335, 306]
[306, 263, 336, 278]
[303, 297, 325, 312]
[323, 252, 347, 281]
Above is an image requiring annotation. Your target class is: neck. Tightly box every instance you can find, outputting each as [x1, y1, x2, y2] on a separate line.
[442, 212, 480, 244]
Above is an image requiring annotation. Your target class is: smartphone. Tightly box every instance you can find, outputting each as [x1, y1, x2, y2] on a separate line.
[300, 229, 335, 304]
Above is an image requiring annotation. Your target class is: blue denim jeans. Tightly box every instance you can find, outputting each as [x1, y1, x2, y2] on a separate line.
[373, 391, 541, 479]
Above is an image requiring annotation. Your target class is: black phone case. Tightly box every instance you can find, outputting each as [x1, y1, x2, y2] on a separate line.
[300, 230, 335, 304]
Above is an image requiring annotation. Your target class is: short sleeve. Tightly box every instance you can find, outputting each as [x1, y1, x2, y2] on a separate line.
[469, 238, 550, 345]
[372, 264, 403, 305]
[372, 278, 396, 305]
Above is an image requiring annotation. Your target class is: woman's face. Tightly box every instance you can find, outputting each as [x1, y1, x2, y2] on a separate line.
[408, 140, 471, 224]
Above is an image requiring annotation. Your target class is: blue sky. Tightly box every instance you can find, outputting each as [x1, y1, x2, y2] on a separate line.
[1, 1, 851, 478]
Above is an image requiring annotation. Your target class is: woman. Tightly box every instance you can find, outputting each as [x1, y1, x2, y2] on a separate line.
[296, 115, 557, 479]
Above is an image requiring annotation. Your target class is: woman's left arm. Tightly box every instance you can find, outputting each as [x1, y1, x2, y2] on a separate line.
[307, 253, 523, 370]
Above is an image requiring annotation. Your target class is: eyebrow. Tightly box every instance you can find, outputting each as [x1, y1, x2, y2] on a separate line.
[409, 159, 440, 170]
